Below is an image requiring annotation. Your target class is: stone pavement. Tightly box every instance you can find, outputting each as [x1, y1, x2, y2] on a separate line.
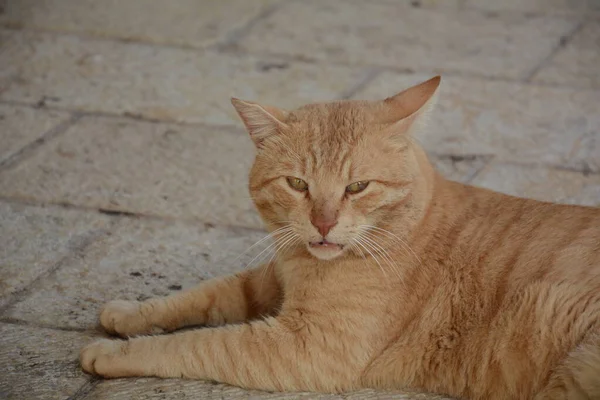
[0, 0, 599, 399]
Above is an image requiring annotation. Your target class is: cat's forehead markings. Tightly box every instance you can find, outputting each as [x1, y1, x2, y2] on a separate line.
[281, 160, 297, 172]
[342, 159, 354, 181]
[299, 155, 308, 177]
[336, 149, 353, 178]
[307, 145, 318, 171]
[306, 139, 348, 175]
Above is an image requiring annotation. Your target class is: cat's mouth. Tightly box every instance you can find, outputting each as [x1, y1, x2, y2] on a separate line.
[309, 239, 343, 249]
[307, 240, 345, 260]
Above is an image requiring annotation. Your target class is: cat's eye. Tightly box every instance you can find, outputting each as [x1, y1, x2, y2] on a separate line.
[346, 181, 369, 194]
[286, 177, 309, 192]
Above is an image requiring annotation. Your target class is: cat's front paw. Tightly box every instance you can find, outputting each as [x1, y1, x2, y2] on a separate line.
[80, 339, 131, 378]
[100, 300, 164, 337]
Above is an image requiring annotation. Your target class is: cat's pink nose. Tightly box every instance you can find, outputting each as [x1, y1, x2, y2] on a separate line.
[311, 218, 337, 237]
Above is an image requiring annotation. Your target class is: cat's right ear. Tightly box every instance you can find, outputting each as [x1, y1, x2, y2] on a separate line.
[231, 98, 288, 148]
[379, 76, 441, 137]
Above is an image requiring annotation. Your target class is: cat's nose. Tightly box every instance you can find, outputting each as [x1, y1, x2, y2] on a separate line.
[311, 218, 338, 237]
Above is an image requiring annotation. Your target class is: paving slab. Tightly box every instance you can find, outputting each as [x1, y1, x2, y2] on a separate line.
[471, 162, 600, 206]
[0, 201, 110, 309]
[3, 217, 270, 330]
[0, 322, 94, 400]
[411, 0, 600, 15]
[237, 0, 578, 79]
[0, 0, 281, 48]
[532, 20, 600, 89]
[87, 378, 452, 400]
[0, 116, 261, 227]
[0, 30, 366, 125]
[0, 104, 70, 164]
[355, 73, 600, 172]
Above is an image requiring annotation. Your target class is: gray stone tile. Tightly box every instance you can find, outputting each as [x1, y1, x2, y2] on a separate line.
[471, 162, 600, 206]
[0, 30, 366, 125]
[0, 116, 263, 227]
[238, 0, 578, 79]
[354, 73, 600, 172]
[411, 0, 600, 15]
[4, 218, 270, 329]
[87, 379, 339, 400]
[532, 21, 600, 89]
[0, 104, 70, 164]
[0, 202, 110, 308]
[0, 0, 281, 48]
[0, 322, 94, 400]
[87, 378, 451, 399]
[430, 155, 490, 183]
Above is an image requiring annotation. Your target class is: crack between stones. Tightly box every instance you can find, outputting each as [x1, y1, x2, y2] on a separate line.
[476, 159, 600, 177]
[0, 195, 268, 236]
[67, 378, 100, 400]
[0, 225, 115, 316]
[0, 113, 82, 171]
[467, 155, 496, 183]
[339, 67, 384, 100]
[0, 99, 249, 133]
[523, 19, 586, 82]
[432, 153, 600, 177]
[212, 0, 295, 51]
[0, 316, 94, 333]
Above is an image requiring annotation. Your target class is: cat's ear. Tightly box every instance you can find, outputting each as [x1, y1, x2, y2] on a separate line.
[231, 98, 288, 148]
[380, 76, 441, 135]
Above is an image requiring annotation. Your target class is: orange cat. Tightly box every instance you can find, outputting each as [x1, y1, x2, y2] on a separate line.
[80, 76, 600, 400]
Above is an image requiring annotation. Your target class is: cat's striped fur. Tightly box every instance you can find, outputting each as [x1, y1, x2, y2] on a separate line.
[81, 76, 600, 399]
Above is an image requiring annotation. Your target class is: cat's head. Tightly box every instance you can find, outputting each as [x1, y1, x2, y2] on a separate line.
[232, 76, 440, 261]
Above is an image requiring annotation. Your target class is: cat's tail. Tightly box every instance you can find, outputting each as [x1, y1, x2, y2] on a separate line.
[535, 333, 600, 400]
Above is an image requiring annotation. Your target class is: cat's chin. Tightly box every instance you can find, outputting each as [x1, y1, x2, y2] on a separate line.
[307, 241, 345, 261]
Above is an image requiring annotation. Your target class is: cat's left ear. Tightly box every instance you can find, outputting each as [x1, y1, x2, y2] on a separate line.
[231, 98, 288, 148]
[380, 76, 441, 135]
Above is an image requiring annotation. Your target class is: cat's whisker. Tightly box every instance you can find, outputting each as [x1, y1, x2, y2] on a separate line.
[271, 231, 300, 262]
[244, 229, 296, 272]
[360, 232, 394, 269]
[360, 232, 403, 281]
[258, 226, 301, 274]
[360, 230, 399, 262]
[257, 230, 298, 291]
[363, 225, 422, 265]
[259, 232, 300, 292]
[354, 237, 388, 279]
[229, 225, 294, 267]
[349, 241, 367, 260]
[368, 226, 420, 264]
[275, 235, 301, 261]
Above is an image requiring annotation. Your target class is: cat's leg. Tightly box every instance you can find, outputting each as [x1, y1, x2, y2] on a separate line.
[99, 263, 281, 337]
[81, 314, 361, 392]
